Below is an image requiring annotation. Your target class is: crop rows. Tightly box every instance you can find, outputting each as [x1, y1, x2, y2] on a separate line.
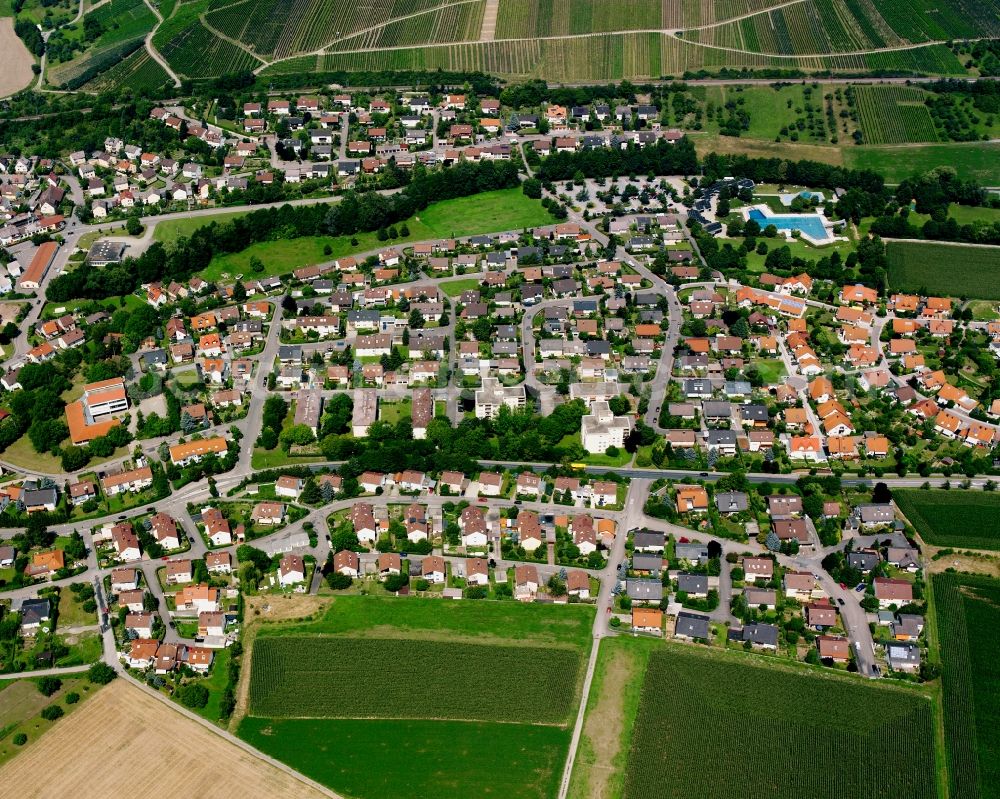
[295, 34, 967, 81]
[83, 48, 172, 92]
[204, 0, 284, 56]
[622, 647, 937, 799]
[47, 37, 146, 89]
[256, 0, 450, 58]
[330, 1, 485, 52]
[887, 241, 1000, 300]
[248, 636, 581, 724]
[854, 85, 938, 144]
[894, 489, 1000, 548]
[933, 572, 1000, 799]
[160, 21, 261, 76]
[876, 0, 1000, 43]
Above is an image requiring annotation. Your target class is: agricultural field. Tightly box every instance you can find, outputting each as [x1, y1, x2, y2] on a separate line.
[0, 680, 328, 798]
[854, 85, 938, 144]
[621, 646, 937, 799]
[239, 596, 593, 798]
[894, 490, 1000, 550]
[845, 142, 1000, 185]
[240, 717, 569, 799]
[82, 48, 172, 93]
[933, 572, 1000, 799]
[886, 241, 1000, 301]
[249, 637, 581, 723]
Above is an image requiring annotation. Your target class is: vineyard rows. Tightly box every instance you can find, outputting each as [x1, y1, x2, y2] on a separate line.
[83, 48, 172, 92]
[160, 20, 262, 76]
[273, 34, 968, 81]
[328, 1, 485, 53]
[875, 0, 1000, 43]
[48, 37, 146, 89]
[622, 647, 938, 799]
[854, 85, 938, 144]
[691, 0, 892, 55]
[933, 572, 1000, 799]
[249, 636, 581, 725]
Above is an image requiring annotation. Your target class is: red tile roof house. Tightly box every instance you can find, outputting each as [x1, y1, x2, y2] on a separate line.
[421, 555, 447, 584]
[742, 557, 774, 583]
[377, 553, 402, 580]
[165, 559, 193, 585]
[199, 611, 226, 637]
[514, 564, 539, 601]
[466, 557, 489, 586]
[279, 554, 306, 588]
[567, 569, 590, 598]
[111, 567, 139, 592]
[874, 577, 913, 609]
[125, 612, 155, 638]
[817, 635, 850, 662]
[333, 550, 360, 577]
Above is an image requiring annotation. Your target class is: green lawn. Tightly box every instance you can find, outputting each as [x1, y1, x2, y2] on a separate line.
[739, 236, 855, 272]
[845, 142, 1000, 185]
[894, 489, 1000, 550]
[239, 717, 569, 799]
[202, 190, 552, 282]
[704, 84, 809, 140]
[967, 300, 999, 321]
[946, 204, 1000, 225]
[153, 209, 254, 245]
[0, 436, 64, 473]
[439, 278, 482, 297]
[754, 358, 787, 384]
[886, 241, 1000, 300]
[256, 595, 594, 648]
[54, 632, 102, 666]
[178, 648, 231, 725]
[56, 589, 96, 628]
[416, 188, 552, 238]
[249, 448, 324, 470]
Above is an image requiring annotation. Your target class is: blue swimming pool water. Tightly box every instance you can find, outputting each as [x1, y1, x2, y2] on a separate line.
[748, 208, 829, 240]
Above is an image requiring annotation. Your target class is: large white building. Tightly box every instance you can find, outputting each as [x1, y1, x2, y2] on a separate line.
[581, 401, 632, 453]
[475, 378, 526, 419]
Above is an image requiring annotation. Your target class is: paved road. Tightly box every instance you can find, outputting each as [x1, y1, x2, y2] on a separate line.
[0, 664, 91, 679]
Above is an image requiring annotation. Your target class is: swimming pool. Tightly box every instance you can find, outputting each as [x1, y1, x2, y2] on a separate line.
[748, 208, 830, 241]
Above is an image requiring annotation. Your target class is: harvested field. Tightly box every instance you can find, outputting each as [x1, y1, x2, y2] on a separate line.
[0, 19, 34, 98]
[0, 679, 329, 799]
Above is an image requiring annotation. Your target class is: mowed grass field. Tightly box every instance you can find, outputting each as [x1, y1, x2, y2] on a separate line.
[845, 142, 1000, 184]
[621, 646, 938, 799]
[239, 717, 570, 799]
[933, 572, 1000, 799]
[886, 240, 1000, 300]
[894, 490, 1000, 550]
[203, 189, 552, 281]
[241, 596, 594, 799]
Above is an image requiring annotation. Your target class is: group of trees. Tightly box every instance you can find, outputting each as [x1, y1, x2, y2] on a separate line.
[317, 401, 590, 481]
[537, 138, 699, 181]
